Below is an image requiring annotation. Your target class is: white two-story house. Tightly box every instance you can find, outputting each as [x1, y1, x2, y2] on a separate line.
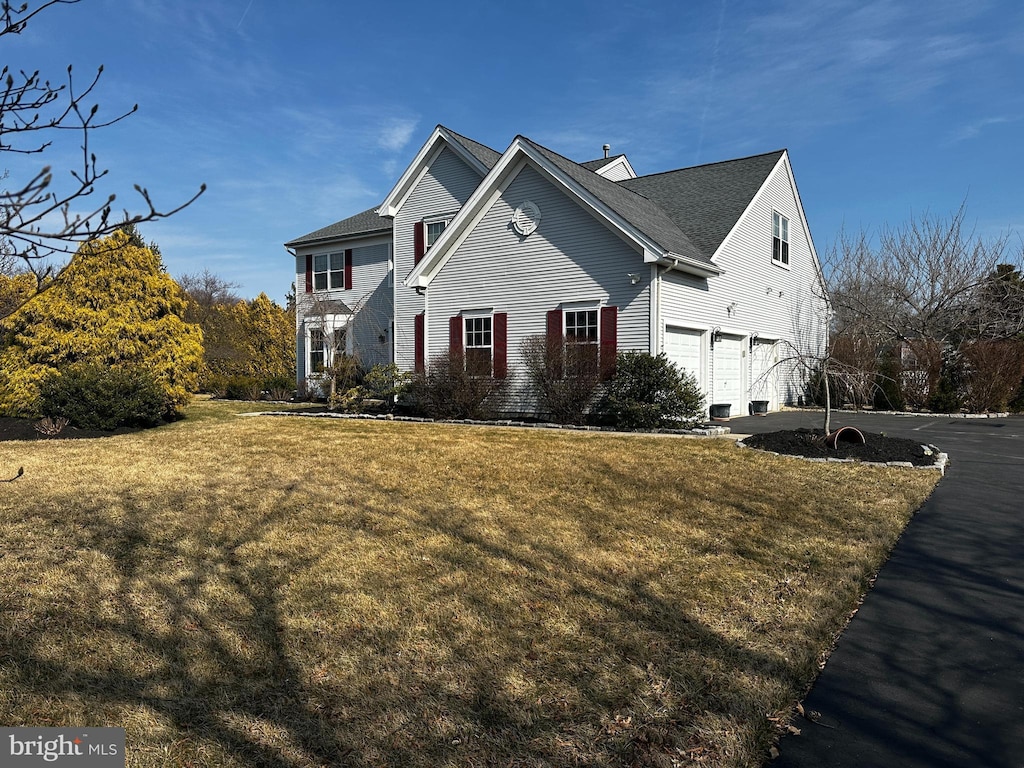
[286, 125, 828, 417]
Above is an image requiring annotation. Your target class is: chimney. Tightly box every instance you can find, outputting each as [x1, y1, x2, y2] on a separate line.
[603, 144, 610, 159]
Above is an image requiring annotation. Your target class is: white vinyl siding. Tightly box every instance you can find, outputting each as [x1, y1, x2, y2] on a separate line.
[657, 155, 826, 408]
[295, 238, 392, 385]
[426, 163, 651, 412]
[393, 146, 485, 372]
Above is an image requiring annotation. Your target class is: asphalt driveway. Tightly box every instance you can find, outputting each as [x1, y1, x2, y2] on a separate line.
[726, 410, 1024, 768]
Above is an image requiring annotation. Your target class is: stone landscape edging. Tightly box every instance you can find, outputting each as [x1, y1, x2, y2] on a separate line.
[246, 410, 733, 437]
[736, 438, 949, 475]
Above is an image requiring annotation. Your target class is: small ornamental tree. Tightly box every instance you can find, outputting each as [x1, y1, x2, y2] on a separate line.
[599, 351, 704, 429]
[0, 229, 203, 418]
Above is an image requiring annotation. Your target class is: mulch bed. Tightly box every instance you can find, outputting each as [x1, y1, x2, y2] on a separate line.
[742, 428, 936, 466]
[0, 416, 142, 442]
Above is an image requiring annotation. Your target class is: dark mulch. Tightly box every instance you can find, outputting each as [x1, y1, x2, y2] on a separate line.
[743, 428, 936, 466]
[0, 416, 143, 442]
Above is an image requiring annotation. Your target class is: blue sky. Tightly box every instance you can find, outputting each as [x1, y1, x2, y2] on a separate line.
[5, 0, 1022, 303]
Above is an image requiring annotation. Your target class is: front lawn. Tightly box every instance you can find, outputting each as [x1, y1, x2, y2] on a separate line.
[0, 399, 937, 767]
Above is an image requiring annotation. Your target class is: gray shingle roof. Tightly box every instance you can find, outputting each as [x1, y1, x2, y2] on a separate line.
[520, 137, 709, 264]
[285, 206, 391, 248]
[578, 154, 626, 172]
[442, 126, 501, 170]
[618, 150, 786, 259]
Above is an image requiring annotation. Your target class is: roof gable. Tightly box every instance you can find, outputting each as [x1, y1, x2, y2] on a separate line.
[579, 153, 637, 180]
[405, 135, 722, 288]
[377, 125, 500, 217]
[618, 150, 786, 259]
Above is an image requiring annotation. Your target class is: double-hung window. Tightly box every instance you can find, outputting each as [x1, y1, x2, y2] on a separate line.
[464, 315, 493, 376]
[425, 218, 448, 249]
[564, 308, 600, 376]
[309, 327, 346, 373]
[314, 252, 345, 290]
[772, 211, 790, 266]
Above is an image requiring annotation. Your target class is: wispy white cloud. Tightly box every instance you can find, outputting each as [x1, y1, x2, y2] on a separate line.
[376, 118, 419, 153]
[945, 116, 1014, 144]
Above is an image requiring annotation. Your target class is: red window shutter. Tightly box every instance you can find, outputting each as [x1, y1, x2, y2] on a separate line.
[493, 312, 508, 379]
[600, 305, 618, 380]
[546, 308, 563, 379]
[414, 313, 425, 374]
[344, 249, 353, 290]
[304, 255, 313, 293]
[414, 222, 425, 265]
[449, 315, 463, 356]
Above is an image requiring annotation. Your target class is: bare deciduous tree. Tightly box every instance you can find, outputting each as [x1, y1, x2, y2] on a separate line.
[0, 0, 204, 308]
[824, 204, 1024, 410]
[826, 204, 1020, 347]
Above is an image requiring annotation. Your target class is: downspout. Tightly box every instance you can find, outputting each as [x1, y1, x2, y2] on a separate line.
[651, 264, 667, 354]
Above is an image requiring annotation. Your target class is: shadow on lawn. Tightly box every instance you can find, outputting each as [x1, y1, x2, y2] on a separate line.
[2, 467, 852, 767]
[3, 498, 357, 766]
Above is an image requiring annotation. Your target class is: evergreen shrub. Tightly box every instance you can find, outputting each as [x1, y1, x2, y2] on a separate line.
[599, 351, 704, 429]
[38, 364, 171, 430]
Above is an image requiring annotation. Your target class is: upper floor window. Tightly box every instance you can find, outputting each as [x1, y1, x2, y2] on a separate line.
[464, 315, 493, 376]
[772, 211, 790, 266]
[425, 218, 448, 248]
[314, 252, 345, 290]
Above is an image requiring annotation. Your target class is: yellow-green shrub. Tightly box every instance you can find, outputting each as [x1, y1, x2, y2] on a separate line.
[0, 230, 203, 417]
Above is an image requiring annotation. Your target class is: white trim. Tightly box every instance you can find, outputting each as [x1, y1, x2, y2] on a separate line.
[378, 127, 491, 217]
[559, 298, 604, 311]
[292, 232, 391, 256]
[649, 263, 660, 354]
[592, 155, 637, 180]
[771, 209, 791, 268]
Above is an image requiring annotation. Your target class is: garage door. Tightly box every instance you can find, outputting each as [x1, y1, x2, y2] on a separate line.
[750, 340, 778, 411]
[712, 335, 744, 415]
[665, 327, 703, 389]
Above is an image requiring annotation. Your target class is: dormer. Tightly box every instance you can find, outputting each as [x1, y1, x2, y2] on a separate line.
[579, 145, 637, 181]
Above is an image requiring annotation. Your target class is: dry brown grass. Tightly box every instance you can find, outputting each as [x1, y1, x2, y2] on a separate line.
[0, 399, 937, 767]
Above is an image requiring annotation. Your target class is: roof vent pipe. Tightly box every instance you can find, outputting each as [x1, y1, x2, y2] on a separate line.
[603, 144, 610, 159]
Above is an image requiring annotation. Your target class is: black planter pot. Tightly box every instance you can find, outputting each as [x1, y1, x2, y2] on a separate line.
[750, 400, 769, 415]
[709, 403, 731, 420]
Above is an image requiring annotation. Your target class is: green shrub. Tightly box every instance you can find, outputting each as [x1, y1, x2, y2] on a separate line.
[362, 363, 411, 408]
[262, 374, 295, 402]
[38, 364, 173, 430]
[405, 351, 509, 420]
[224, 375, 263, 401]
[599, 352, 704, 429]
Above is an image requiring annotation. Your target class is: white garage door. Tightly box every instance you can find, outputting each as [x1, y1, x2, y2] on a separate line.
[712, 335, 744, 415]
[750, 340, 778, 411]
[664, 327, 703, 388]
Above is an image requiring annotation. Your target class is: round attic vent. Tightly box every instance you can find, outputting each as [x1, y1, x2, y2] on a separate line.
[512, 200, 541, 237]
